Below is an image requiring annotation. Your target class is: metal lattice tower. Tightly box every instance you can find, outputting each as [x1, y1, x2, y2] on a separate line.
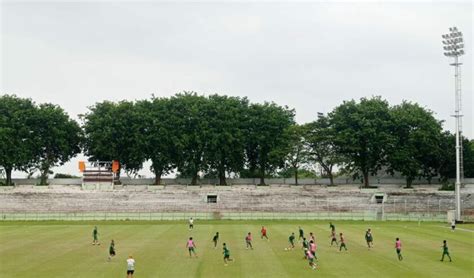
[442, 26, 465, 221]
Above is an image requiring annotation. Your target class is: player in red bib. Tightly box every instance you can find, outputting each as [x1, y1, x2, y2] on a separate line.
[261, 226, 269, 241]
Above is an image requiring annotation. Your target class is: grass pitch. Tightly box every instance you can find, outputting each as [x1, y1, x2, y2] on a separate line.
[0, 220, 472, 278]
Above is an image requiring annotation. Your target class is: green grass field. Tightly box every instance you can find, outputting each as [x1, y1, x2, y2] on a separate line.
[0, 220, 473, 278]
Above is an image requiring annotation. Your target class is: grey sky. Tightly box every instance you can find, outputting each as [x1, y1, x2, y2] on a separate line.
[1, 1, 472, 178]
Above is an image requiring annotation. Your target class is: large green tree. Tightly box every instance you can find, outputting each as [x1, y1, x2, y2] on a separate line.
[330, 97, 394, 187]
[305, 116, 342, 186]
[32, 104, 82, 185]
[168, 93, 209, 185]
[387, 102, 443, 187]
[137, 98, 177, 185]
[437, 133, 474, 182]
[282, 124, 309, 185]
[203, 95, 248, 185]
[0, 95, 38, 185]
[243, 102, 295, 185]
[83, 101, 146, 177]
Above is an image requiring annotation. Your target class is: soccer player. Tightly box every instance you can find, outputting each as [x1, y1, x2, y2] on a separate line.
[309, 240, 317, 260]
[329, 222, 335, 232]
[309, 232, 315, 242]
[440, 240, 452, 262]
[288, 232, 296, 249]
[330, 230, 338, 246]
[339, 233, 347, 251]
[261, 226, 269, 241]
[298, 226, 304, 241]
[126, 255, 135, 278]
[395, 238, 403, 261]
[302, 237, 309, 259]
[451, 219, 456, 231]
[92, 226, 100, 245]
[365, 228, 373, 248]
[108, 240, 116, 261]
[223, 243, 234, 265]
[212, 232, 219, 249]
[305, 248, 317, 270]
[187, 237, 198, 258]
[245, 232, 253, 250]
[189, 217, 194, 230]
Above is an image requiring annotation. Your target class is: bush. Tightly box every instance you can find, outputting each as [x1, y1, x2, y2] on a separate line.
[53, 173, 80, 179]
[439, 182, 455, 191]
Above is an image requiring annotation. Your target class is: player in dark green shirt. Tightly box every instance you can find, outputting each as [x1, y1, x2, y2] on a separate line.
[92, 226, 100, 245]
[298, 227, 304, 241]
[212, 232, 219, 249]
[223, 243, 234, 265]
[108, 240, 116, 261]
[288, 233, 296, 249]
[302, 237, 309, 258]
[440, 240, 452, 262]
[365, 229, 373, 249]
[329, 222, 335, 232]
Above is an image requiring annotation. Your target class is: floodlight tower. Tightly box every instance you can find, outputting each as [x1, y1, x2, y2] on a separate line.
[442, 27, 465, 222]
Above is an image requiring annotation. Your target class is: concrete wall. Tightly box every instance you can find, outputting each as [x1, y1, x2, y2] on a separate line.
[5, 177, 474, 186]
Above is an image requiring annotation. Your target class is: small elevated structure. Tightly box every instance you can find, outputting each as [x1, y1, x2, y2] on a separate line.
[79, 161, 119, 189]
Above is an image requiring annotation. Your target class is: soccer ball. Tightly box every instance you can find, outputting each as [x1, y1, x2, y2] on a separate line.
[284, 248, 288, 251]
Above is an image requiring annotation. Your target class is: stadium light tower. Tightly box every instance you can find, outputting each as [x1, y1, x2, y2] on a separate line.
[442, 27, 465, 222]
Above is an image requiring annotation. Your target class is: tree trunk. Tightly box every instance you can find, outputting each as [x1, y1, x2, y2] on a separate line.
[191, 172, 198, 185]
[406, 177, 413, 188]
[154, 169, 163, 185]
[151, 161, 164, 185]
[259, 163, 265, 185]
[329, 174, 334, 186]
[39, 162, 49, 185]
[294, 167, 298, 185]
[219, 173, 226, 186]
[363, 171, 369, 187]
[5, 167, 12, 186]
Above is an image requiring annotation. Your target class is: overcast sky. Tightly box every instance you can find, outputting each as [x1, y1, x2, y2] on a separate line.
[1, 1, 472, 178]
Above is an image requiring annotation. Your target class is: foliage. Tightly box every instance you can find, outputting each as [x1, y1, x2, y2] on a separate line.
[137, 98, 177, 185]
[329, 97, 394, 187]
[83, 101, 146, 177]
[243, 102, 295, 185]
[387, 102, 443, 187]
[305, 116, 343, 186]
[202, 95, 249, 185]
[53, 173, 80, 179]
[167, 93, 209, 185]
[282, 124, 309, 185]
[31, 104, 82, 185]
[0, 95, 43, 185]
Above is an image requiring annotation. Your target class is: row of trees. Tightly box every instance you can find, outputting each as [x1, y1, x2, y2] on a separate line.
[0, 95, 82, 185]
[1, 93, 473, 187]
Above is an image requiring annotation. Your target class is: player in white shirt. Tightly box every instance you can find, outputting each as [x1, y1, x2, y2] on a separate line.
[126, 255, 135, 278]
[189, 217, 194, 230]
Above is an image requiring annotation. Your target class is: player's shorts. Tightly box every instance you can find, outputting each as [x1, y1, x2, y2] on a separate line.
[110, 250, 116, 256]
[189, 247, 195, 252]
[308, 257, 314, 263]
[189, 224, 194, 228]
[396, 249, 401, 254]
[311, 251, 316, 256]
[366, 238, 373, 242]
[224, 255, 230, 259]
[93, 236, 98, 240]
[127, 270, 134, 274]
